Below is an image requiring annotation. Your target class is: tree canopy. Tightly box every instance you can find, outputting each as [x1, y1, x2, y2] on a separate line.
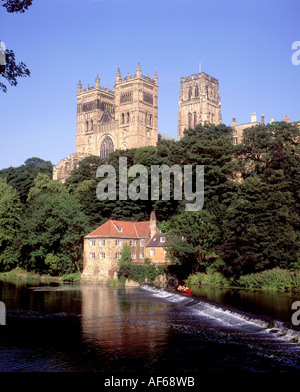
[0, 0, 32, 92]
[0, 121, 298, 279]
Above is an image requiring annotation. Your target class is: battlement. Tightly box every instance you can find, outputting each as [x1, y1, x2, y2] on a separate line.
[116, 73, 157, 85]
[181, 72, 218, 84]
[78, 83, 115, 96]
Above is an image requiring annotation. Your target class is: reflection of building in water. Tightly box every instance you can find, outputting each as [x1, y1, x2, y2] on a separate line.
[80, 285, 169, 357]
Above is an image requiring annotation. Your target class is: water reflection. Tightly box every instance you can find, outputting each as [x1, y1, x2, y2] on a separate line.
[80, 285, 170, 360]
[191, 285, 300, 324]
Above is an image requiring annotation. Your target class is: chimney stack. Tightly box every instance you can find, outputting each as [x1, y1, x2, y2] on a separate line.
[149, 211, 158, 238]
[251, 113, 257, 123]
[232, 118, 237, 127]
[261, 114, 265, 125]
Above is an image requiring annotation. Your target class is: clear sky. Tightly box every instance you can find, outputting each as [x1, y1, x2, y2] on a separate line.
[0, 0, 299, 170]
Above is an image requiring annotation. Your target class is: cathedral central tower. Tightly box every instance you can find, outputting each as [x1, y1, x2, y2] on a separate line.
[178, 72, 221, 139]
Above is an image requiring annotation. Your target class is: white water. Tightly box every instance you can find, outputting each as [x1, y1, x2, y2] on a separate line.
[141, 284, 300, 345]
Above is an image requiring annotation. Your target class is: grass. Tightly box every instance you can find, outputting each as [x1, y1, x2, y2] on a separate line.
[0, 267, 60, 284]
[60, 272, 82, 283]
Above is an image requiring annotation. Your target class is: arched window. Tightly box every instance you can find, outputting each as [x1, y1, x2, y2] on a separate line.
[127, 112, 130, 123]
[188, 87, 192, 99]
[100, 136, 114, 158]
[195, 85, 199, 97]
[188, 113, 192, 129]
[121, 113, 125, 124]
[194, 112, 197, 128]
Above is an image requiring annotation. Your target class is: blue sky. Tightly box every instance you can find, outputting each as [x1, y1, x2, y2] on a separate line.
[0, 0, 299, 170]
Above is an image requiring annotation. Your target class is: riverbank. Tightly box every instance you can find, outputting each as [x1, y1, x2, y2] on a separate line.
[0, 267, 81, 284]
[185, 268, 300, 293]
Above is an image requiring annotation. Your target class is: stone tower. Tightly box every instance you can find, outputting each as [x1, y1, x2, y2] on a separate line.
[178, 72, 221, 139]
[75, 64, 158, 159]
[114, 63, 158, 150]
[53, 65, 158, 183]
[76, 75, 117, 158]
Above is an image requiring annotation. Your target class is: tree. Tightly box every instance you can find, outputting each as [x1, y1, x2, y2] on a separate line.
[0, 0, 33, 92]
[117, 243, 132, 280]
[0, 49, 30, 92]
[0, 178, 22, 270]
[119, 242, 132, 265]
[1, 0, 33, 13]
[177, 123, 238, 207]
[21, 174, 90, 274]
[0, 157, 53, 203]
[219, 172, 299, 279]
[165, 210, 221, 279]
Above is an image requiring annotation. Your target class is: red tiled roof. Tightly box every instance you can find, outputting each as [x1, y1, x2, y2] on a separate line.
[85, 220, 150, 238]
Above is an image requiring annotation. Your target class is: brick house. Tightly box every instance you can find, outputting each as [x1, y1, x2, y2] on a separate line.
[145, 233, 171, 266]
[81, 212, 159, 283]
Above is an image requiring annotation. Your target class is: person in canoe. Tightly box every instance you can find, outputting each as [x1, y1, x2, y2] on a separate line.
[177, 285, 191, 293]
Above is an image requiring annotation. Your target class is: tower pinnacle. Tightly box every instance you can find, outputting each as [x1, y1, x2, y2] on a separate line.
[95, 74, 100, 88]
[136, 62, 142, 77]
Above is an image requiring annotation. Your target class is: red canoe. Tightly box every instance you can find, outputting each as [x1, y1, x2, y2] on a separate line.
[177, 287, 192, 295]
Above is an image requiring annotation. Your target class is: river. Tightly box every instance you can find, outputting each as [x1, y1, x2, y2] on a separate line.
[0, 280, 300, 375]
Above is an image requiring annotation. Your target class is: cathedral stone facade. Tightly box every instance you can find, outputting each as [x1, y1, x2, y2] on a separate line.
[53, 63, 158, 182]
[53, 68, 221, 182]
[178, 72, 222, 139]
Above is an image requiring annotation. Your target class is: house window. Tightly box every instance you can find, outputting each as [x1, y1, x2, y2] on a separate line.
[89, 252, 95, 259]
[140, 239, 144, 246]
[116, 252, 121, 259]
[90, 240, 95, 246]
[140, 253, 144, 259]
[131, 253, 136, 259]
[157, 260, 161, 265]
[115, 240, 122, 246]
[99, 240, 105, 246]
[160, 237, 165, 243]
[99, 252, 105, 259]
[130, 240, 136, 246]
[150, 249, 155, 256]
[233, 137, 237, 145]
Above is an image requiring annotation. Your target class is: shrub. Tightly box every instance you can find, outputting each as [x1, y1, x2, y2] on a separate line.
[185, 271, 231, 288]
[236, 268, 300, 292]
[117, 263, 167, 284]
[61, 272, 81, 283]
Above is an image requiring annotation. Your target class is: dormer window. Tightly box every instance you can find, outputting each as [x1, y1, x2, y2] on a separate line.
[112, 222, 123, 232]
[160, 237, 165, 243]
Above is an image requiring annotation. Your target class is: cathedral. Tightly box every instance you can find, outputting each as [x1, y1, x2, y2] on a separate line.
[53, 65, 222, 182]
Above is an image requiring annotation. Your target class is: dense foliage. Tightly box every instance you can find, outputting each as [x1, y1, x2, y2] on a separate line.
[0, 121, 299, 282]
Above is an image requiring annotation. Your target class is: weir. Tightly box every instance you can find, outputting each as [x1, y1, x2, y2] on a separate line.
[141, 284, 300, 344]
